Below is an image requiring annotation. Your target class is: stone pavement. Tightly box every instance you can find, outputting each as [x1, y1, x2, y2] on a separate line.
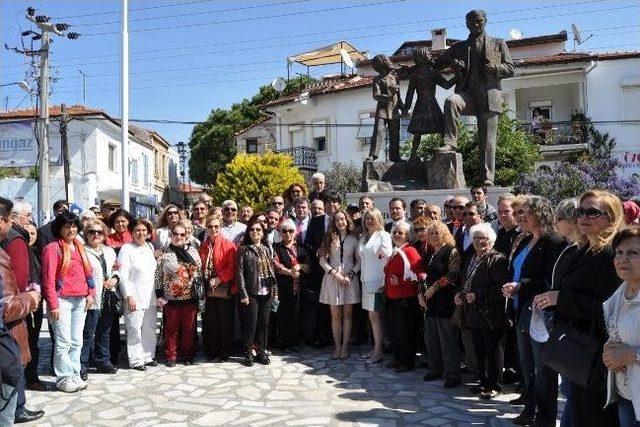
[26, 324, 563, 426]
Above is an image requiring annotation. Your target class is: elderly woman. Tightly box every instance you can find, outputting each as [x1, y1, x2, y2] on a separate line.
[156, 223, 202, 366]
[79, 219, 120, 380]
[106, 209, 133, 252]
[154, 204, 181, 249]
[118, 219, 158, 370]
[603, 227, 640, 426]
[384, 221, 422, 372]
[534, 189, 625, 426]
[502, 195, 565, 425]
[199, 214, 237, 362]
[455, 223, 509, 400]
[419, 220, 462, 388]
[42, 211, 96, 393]
[359, 208, 392, 364]
[178, 219, 200, 249]
[319, 210, 360, 359]
[237, 217, 278, 367]
[273, 219, 309, 352]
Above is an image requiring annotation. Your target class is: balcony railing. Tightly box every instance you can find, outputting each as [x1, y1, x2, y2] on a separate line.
[276, 146, 317, 170]
[521, 121, 589, 146]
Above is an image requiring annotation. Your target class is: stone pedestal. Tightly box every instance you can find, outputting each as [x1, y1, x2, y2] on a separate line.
[361, 161, 394, 192]
[426, 152, 466, 189]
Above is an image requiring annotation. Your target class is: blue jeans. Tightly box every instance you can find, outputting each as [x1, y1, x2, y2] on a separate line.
[80, 310, 100, 373]
[93, 307, 114, 367]
[560, 375, 573, 427]
[49, 296, 86, 384]
[0, 383, 17, 425]
[619, 397, 640, 427]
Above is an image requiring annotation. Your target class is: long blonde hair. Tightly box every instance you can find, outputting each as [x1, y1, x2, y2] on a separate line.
[426, 220, 456, 248]
[577, 189, 624, 253]
[362, 208, 385, 240]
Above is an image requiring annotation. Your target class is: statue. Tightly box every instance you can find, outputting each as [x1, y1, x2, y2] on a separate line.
[434, 9, 515, 186]
[403, 47, 455, 162]
[366, 54, 404, 162]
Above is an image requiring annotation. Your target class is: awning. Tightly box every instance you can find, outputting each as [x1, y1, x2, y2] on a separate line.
[287, 41, 367, 67]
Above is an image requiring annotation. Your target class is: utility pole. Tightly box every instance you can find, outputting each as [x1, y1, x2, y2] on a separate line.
[121, 0, 130, 210]
[78, 70, 87, 104]
[13, 7, 80, 225]
[177, 141, 187, 207]
[60, 103, 71, 201]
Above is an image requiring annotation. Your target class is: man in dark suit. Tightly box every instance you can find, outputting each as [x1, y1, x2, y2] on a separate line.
[447, 196, 468, 244]
[385, 197, 406, 233]
[435, 10, 515, 186]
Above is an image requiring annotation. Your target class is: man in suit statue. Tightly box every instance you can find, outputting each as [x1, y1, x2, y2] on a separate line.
[435, 10, 515, 186]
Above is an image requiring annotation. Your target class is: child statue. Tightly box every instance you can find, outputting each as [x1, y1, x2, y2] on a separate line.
[404, 47, 455, 162]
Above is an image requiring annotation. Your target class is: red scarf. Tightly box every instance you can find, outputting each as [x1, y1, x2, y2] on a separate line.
[56, 238, 95, 290]
[106, 230, 132, 249]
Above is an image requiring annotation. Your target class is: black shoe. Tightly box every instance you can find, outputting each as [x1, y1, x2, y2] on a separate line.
[14, 408, 44, 424]
[469, 384, 484, 394]
[385, 361, 400, 369]
[422, 372, 442, 382]
[479, 388, 501, 400]
[243, 353, 254, 367]
[443, 378, 461, 389]
[26, 380, 49, 391]
[255, 352, 270, 365]
[132, 365, 147, 371]
[96, 364, 118, 374]
[509, 394, 526, 405]
[219, 356, 229, 363]
[146, 360, 158, 367]
[394, 364, 414, 373]
[512, 413, 535, 426]
[184, 360, 195, 366]
[166, 360, 176, 368]
[80, 371, 88, 381]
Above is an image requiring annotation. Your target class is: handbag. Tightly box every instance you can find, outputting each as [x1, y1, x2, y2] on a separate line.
[210, 280, 232, 300]
[103, 289, 124, 316]
[193, 276, 206, 312]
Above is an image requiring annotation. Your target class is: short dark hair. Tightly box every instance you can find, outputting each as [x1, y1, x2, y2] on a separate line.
[410, 198, 427, 210]
[52, 199, 68, 212]
[108, 209, 134, 229]
[613, 226, 640, 249]
[51, 211, 82, 239]
[389, 197, 406, 209]
[324, 190, 342, 204]
[465, 201, 482, 211]
[470, 185, 487, 195]
[466, 9, 486, 21]
[242, 217, 264, 246]
[0, 196, 14, 218]
[128, 218, 154, 235]
[293, 197, 309, 208]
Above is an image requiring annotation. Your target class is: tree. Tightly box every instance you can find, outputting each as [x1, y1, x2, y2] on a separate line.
[323, 161, 361, 200]
[210, 152, 305, 211]
[188, 76, 316, 185]
[400, 110, 540, 186]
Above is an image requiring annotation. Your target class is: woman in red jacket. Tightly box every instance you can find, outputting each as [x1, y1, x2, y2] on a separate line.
[384, 221, 424, 372]
[199, 214, 237, 362]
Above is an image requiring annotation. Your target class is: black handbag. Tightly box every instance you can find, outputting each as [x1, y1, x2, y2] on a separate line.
[103, 289, 124, 316]
[193, 276, 206, 312]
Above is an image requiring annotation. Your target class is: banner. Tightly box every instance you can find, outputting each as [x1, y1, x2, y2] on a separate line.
[0, 120, 62, 167]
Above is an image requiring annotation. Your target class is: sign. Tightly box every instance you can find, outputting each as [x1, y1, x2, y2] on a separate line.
[618, 149, 640, 178]
[0, 120, 62, 167]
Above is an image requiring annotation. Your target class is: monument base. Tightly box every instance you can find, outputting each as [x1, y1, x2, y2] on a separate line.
[426, 151, 467, 189]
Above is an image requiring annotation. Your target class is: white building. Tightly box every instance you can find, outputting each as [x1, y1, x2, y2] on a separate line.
[0, 104, 180, 217]
[249, 30, 640, 178]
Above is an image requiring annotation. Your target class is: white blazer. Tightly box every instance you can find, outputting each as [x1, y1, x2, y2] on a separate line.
[85, 245, 118, 310]
[358, 230, 393, 293]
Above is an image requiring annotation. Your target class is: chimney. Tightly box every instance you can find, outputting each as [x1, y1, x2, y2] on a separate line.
[431, 28, 447, 51]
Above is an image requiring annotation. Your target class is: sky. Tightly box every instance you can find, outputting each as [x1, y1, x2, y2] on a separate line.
[1, 0, 639, 149]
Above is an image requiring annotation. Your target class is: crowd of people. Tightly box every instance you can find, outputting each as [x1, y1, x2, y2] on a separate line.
[0, 171, 639, 426]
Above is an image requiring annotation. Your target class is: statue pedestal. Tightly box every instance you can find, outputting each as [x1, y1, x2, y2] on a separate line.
[426, 151, 466, 189]
[361, 161, 395, 192]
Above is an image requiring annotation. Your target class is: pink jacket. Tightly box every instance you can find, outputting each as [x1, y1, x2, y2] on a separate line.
[42, 241, 96, 310]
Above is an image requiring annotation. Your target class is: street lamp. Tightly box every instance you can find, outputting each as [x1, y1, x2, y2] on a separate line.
[0, 81, 32, 94]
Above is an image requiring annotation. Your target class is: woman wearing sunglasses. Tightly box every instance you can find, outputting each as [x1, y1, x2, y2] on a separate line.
[154, 204, 181, 250]
[80, 219, 120, 380]
[155, 224, 202, 366]
[534, 189, 625, 426]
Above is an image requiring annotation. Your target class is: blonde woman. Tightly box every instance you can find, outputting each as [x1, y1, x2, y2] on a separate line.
[154, 204, 181, 249]
[358, 208, 392, 363]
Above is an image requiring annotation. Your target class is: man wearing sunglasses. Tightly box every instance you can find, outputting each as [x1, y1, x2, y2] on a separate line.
[190, 201, 209, 241]
[220, 200, 246, 246]
[446, 196, 469, 243]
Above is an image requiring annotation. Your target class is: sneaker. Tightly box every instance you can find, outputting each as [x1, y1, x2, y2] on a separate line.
[96, 363, 118, 374]
[73, 376, 88, 390]
[145, 360, 158, 367]
[57, 378, 80, 393]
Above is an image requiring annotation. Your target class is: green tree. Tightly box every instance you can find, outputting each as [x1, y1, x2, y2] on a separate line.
[400, 110, 540, 186]
[323, 161, 361, 200]
[188, 76, 316, 185]
[210, 152, 305, 211]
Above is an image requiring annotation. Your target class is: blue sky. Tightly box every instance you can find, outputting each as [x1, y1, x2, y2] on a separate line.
[1, 0, 639, 147]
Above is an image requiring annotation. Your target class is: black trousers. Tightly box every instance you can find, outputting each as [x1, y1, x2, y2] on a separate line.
[570, 382, 619, 427]
[109, 314, 122, 366]
[471, 328, 505, 391]
[299, 285, 330, 345]
[276, 286, 299, 349]
[239, 294, 273, 353]
[24, 302, 43, 384]
[387, 297, 419, 368]
[202, 297, 235, 359]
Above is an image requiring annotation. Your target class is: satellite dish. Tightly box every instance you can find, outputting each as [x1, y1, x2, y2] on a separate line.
[271, 77, 286, 92]
[571, 23, 582, 45]
[509, 29, 523, 40]
[340, 49, 354, 69]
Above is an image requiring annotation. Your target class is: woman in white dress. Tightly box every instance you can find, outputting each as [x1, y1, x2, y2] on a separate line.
[117, 218, 158, 370]
[319, 209, 361, 359]
[358, 208, 393, 363]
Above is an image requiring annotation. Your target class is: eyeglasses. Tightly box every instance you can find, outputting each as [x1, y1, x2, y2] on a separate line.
[172, 232, 186, 237]
[86, 229, 103, 235]
[451, 205, 465, 210]
[574, 207, 608, 219]
[281, 229, 295, 234]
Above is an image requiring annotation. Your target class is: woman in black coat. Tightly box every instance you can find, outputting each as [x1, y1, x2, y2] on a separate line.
[535, 189, 625, 427]
[502, 195, 566, 426]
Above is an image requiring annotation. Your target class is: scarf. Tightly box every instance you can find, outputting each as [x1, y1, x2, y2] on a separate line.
[56, 238, 95, 291]
[201, 240, 218, 280]
[253, 244, 276, 288]
[169, 243, 196, 265]
[392, 244, 418, 282]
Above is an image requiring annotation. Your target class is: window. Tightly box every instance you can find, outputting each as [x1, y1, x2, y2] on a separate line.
[357, 112, 375, 147]
[108, 144, 117, 171]
[246, 138, 258, 154]
[143, 154, 150, 186]
[312, 120, 327, 152]
[314, 136, 326, 152]
[130, 159, 139, 184]
[288, 124, 303, 149]
[529, 100, 552, 122]
[622, 87, 640, 121]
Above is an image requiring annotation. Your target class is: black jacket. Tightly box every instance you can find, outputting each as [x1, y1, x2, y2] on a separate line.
[424, 245, 461, 319]
[556, 244, 622, 344]
[494, 225, 520, 257]
[508, 233, 566, 319]
[304, 214, 327, 289]
[463, 250, 510, 331]
[236, 244, 278, 300]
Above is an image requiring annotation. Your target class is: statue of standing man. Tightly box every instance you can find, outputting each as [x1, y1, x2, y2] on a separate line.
[434, 10, 515, 186]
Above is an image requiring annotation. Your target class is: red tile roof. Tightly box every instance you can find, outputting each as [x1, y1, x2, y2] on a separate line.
[178, 183, 204, 193]
[0, 104, 106, 119]
[516, 51, 640, 66]
[263, 75, 374, 108]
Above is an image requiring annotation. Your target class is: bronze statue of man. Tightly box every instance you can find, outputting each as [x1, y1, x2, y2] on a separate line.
[434, 10, 515, 186]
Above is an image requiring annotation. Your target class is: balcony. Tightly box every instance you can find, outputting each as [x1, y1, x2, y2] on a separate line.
[522, 121, 589, 146]
[276, 146, 317, 171]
